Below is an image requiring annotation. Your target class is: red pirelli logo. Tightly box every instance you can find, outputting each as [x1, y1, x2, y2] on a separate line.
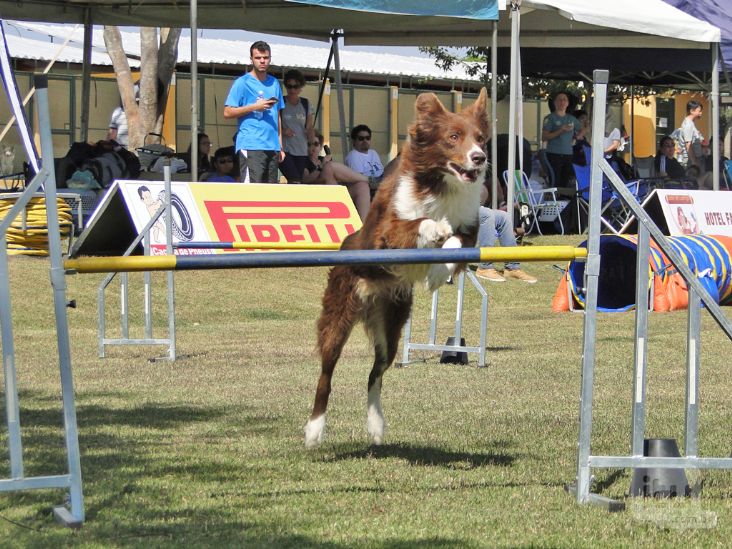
[204, 200, 357, 245]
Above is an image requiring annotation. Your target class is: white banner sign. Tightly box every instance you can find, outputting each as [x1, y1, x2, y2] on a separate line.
[655, 189, 732, 237]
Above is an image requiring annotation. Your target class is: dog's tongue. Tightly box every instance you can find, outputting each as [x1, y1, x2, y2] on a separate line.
[461, 169, 477, 182]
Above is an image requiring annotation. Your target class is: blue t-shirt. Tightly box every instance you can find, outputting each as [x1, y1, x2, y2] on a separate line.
[225, 73, 285, 153]
[543, 112, 580, 155]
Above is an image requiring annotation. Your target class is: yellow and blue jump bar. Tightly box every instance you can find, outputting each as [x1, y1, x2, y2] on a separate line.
[65, 246, 587, 274]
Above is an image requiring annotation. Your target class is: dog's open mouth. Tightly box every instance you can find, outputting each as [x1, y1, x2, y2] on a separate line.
[448, 162, 479, 183]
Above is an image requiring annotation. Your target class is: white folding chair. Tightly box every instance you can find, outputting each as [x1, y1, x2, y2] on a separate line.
[503, 169, 566, 236]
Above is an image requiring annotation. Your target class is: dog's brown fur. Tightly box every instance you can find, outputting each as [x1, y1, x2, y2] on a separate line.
[304, 89, 489, 448]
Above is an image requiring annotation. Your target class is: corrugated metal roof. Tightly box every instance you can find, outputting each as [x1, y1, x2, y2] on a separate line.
[5, 21, 478, 83]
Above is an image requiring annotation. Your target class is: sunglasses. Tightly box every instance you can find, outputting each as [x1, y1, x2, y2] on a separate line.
[285, 84, 301, 90]
[356, 135, 371, 141]
[217, 158, 234, 163]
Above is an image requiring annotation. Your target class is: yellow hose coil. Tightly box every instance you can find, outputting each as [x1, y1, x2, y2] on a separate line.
[0, 196, 73, 256]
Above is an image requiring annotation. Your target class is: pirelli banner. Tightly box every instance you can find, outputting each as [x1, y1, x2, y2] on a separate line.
[70, 181, 361, 257]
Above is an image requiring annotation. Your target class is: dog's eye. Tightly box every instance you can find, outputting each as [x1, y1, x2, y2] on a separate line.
[449, 133, 460, 142]
[475, 134, 485, 144]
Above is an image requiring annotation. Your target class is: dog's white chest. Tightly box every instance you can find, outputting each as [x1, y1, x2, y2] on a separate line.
[394, 175, 479, 230]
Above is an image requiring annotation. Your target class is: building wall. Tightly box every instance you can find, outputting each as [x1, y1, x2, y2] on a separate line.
[1, 69, 718, 176]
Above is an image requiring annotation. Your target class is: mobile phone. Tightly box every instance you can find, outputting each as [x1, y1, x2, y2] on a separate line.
[323, 145, 331, 155]
[267, 97, 277, 103]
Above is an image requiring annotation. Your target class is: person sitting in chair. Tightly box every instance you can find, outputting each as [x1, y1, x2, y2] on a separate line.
[655, 135, 689, 185]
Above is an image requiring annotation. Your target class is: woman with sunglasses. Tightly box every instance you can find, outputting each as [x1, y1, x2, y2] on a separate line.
[302, 131, 370, 221]
[279, 69, 314, 183]
[344, 124, 384, 194]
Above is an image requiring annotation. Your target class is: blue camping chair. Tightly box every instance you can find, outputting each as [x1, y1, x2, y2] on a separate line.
[724, 159, 732, 190]
[573, 145, 648, 234]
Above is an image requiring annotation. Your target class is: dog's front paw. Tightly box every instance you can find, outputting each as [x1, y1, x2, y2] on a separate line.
[426, 236, 462, 292]
[417, 217, 453, 248]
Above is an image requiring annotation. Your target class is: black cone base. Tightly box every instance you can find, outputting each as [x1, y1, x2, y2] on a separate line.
[440, 337, 468, 364]
[631, 438, 690, 498]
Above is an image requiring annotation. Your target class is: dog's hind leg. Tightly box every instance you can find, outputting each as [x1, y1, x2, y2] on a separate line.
[305, 268, 361, 449]
[364, 291, 413, 445]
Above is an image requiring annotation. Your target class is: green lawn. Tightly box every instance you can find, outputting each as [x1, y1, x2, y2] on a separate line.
[1, 234, 730, 547]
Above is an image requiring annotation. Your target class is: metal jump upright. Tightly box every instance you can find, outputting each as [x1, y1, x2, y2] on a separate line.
[573, 70, 732, 510]
[0, 75, 84, 526]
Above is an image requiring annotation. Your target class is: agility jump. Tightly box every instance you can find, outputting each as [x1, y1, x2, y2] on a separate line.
[64, 245, 588, 274]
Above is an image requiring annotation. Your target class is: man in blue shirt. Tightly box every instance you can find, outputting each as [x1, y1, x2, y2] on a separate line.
[224, 41, 285, 183]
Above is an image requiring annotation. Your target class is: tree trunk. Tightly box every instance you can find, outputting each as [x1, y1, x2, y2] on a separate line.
[103, 25, 141, 147]
[156, 28, 181, 137]
[138, 27, 159, 150]
[103, 26, 181, 153]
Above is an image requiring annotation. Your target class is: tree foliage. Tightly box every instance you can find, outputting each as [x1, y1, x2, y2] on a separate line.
[419, 45, 660, 106]
[103, 26, 181, 151]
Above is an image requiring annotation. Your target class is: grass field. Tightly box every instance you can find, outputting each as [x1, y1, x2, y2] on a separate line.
[1, 234, 730, 547]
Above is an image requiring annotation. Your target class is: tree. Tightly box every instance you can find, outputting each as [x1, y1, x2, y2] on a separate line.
[419, 46, 659, 106]
[103, 26, 181, 151]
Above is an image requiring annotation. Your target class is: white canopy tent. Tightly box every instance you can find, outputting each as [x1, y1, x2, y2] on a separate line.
[0, 0, 723, 525]
[0, 0, 721, 193]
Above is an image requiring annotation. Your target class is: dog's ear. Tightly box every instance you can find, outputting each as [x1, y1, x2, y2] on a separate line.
[415, 93, 447, 119]
[465, 88, 488, 118]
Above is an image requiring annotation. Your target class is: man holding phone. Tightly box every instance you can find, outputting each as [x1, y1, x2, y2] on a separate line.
[224, 41, 285, 183]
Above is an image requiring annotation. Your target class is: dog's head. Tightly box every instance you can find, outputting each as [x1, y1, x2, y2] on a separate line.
[2, 145, 14, 158]
[402, 88, 488, 189]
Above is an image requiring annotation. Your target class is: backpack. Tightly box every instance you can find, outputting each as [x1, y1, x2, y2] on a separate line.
[300, 96, 309, 116]
[83, 152, 129, 188]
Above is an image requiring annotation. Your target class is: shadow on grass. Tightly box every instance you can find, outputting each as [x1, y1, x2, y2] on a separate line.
[323, 442, 515, 468]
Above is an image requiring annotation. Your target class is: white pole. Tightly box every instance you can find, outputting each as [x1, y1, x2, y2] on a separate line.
[491, 20, 499, 210]
[712, 44, 720, 191]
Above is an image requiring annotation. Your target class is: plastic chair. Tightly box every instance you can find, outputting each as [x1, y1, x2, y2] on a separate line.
[503, 169, 565, 236]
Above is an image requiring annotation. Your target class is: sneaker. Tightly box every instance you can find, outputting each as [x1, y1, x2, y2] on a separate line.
[476, 268, 505, 282]
[504, 269, 537, 284]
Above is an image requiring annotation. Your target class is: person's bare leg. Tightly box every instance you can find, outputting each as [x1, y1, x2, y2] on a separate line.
[329, 162, 368, 185]
[344, 180, 370, 221]
[320, 163, 370, 220]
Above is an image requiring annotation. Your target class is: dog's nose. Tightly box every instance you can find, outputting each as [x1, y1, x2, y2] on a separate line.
[470, 151, 486, 166]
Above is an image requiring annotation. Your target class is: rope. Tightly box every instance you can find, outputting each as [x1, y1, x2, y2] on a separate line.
[0, 196, 73, 256]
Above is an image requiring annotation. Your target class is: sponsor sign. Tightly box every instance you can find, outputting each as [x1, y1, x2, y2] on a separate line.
[655, 189, 732, 237]
[621, 189, 732, 237]
[71, 181, 361, 257]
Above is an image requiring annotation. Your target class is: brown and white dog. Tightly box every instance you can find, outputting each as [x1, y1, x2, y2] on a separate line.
[305, 88, 489, 448]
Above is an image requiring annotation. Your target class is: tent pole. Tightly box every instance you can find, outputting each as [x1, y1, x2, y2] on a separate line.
[629, 86, 635, 167]
[506, 1, 520, 228]
[491, 20, 498, 210]
[79, 9, 92, 143]
[331, 30, 348, 158]
[712, 43, 720, 191]
[190, 0, 199, 181]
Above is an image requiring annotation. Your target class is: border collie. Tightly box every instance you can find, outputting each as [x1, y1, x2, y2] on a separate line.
[305, 88, 489, 448]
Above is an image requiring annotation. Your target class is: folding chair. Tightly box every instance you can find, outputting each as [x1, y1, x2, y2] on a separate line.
[503, 169, 566, 236]
[633, 156, 655, 178]
[537, 149, 555, 187]
[573, 145, 649, 234]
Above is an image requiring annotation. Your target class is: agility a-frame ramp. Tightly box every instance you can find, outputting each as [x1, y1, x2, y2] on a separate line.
[0, 75, 83, 527]
[570, 70, 732, 511]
